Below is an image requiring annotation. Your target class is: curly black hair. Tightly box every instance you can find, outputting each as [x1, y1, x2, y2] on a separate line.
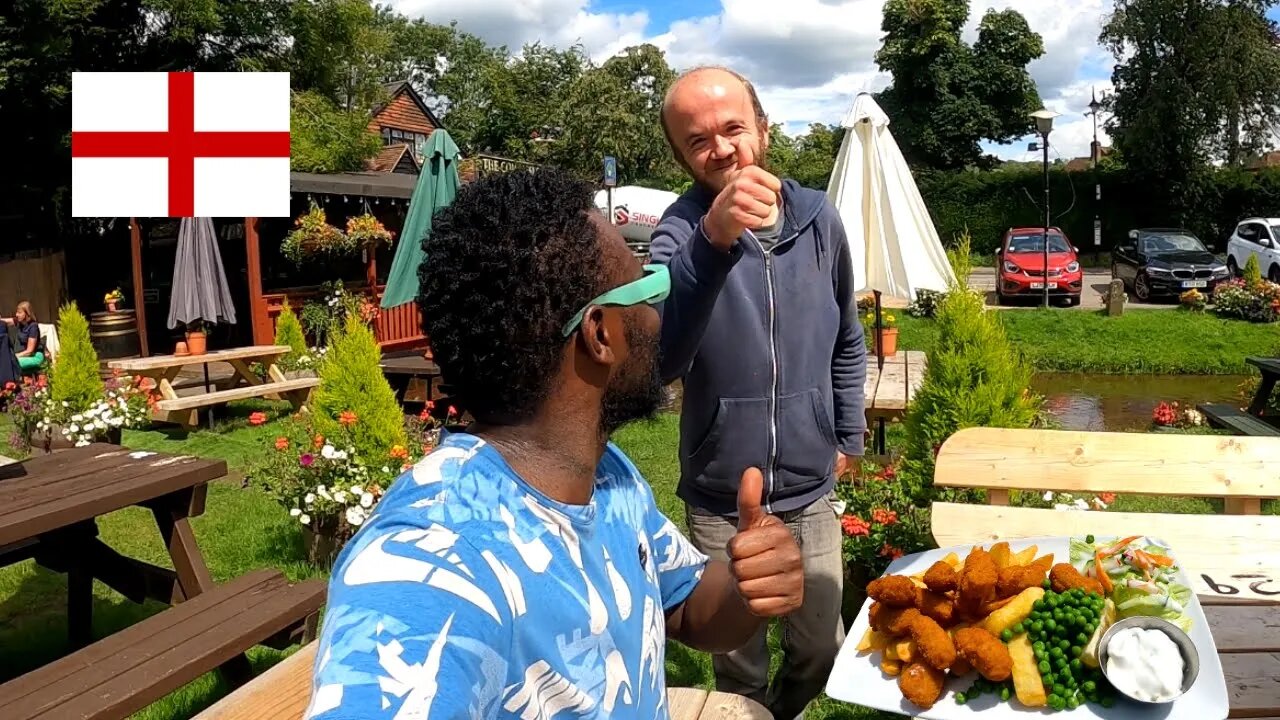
[417, 167, 611, 425]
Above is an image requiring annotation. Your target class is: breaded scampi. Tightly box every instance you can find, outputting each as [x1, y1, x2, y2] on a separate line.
[914, 588, 956, 625]
[898, 662, 947, 709]
[922, 561, 958, 593]
[867, 575, 919, 607]
[908, 615, 957, 670]
[870, 603, 922, 636]
[997, 564, 1048, 598]
[1050, 563, 1104, 595]
[953, 627, 1013, 682]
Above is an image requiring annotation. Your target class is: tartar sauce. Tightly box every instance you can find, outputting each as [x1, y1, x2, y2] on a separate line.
[1105, 627, 1186, 702]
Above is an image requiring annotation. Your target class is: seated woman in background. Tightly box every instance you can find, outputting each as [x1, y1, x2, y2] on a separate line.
[7, 302, 44, 371]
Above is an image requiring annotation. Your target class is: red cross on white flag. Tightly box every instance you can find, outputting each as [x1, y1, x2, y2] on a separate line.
[72, 72, 291, 218]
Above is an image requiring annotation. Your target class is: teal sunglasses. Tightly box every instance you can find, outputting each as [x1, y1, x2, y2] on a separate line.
[561, 264, 671, 337]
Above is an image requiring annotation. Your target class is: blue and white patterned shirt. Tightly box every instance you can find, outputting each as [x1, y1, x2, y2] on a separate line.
[307, 431, 709, 719]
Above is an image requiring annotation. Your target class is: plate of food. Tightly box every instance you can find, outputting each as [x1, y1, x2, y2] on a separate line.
[825, 536, 1228, 720]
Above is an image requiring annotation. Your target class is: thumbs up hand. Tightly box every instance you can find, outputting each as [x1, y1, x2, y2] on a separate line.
[726, 467, 804, 617]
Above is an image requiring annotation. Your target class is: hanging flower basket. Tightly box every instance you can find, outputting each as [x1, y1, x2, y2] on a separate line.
[345, 213, 394, 251]
[282, 203, 355, 265]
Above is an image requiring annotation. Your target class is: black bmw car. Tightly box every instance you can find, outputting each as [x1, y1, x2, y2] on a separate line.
[1112, 228, 1231, 301]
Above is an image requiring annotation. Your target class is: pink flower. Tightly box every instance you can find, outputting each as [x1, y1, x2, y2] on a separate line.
[299, 453, 314, 467]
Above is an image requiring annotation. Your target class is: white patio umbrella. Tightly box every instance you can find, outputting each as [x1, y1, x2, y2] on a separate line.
[827, 93, 955, 302]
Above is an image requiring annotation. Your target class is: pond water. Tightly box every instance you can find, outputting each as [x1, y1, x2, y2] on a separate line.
[1030, 373, 1248, 431]
[661, 373, 1250, 433]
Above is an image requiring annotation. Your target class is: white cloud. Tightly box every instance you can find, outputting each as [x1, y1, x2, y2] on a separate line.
[390, 0, 1117, 158]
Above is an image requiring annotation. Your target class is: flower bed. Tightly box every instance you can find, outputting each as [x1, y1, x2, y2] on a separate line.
[1150, 400, 1205, 431]
[6, 371, 156, 453]
[1212, 278, 1280, 322]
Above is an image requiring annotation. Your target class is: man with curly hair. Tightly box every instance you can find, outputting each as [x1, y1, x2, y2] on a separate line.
[307, 167, 805, 720]
[650, 66, 868, 719]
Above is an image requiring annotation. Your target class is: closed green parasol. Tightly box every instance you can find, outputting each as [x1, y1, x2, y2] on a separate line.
[381, 129, 461, 309]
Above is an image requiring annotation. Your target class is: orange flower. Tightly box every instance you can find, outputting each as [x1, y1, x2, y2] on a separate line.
[313, 434, 325, 449]
[339, 411, 358, 427]
[872, 508, 898, 526]
[275, 437, 289, 450]
[879, 544, 905, 560]
[390, 444, 409, 459]
[425, 400, 435, 411]
[841, 515, 870, 537]
[249, 411, 268, 426]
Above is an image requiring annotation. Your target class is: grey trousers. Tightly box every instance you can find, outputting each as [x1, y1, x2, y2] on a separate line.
[685, 494, 846, 720]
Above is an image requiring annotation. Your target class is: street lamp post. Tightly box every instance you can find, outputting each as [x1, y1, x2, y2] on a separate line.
[1087, 89, 1103, 267]
[1030, 109, 1059, 309]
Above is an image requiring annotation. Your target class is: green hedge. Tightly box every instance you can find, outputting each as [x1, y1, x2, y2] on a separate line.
[917, 166, 1280, 255]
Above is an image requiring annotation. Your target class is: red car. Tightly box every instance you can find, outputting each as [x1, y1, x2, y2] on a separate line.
[995, 227, 1083, 306]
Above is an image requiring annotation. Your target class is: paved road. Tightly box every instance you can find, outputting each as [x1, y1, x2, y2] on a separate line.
[968, 267, 1175, 311]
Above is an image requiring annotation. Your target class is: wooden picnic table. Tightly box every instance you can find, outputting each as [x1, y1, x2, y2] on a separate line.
[109, 345, 319, 428]
[864, 350, 928, 455]
[0, 443, 228, 648]
[1199, 356, 1280, 437]
[378, 349, 442, 406]
[192, 639, 772, 719]
[0, 444, 326, 719]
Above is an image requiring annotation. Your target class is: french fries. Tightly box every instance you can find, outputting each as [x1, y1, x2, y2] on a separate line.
[860, 541, 1060, 711]
[980, 587, 1045, 636]
[1009, 633, 1047, 707]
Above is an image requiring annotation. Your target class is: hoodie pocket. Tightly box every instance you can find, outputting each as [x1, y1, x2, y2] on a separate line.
[775, 388, 838, 486]
[687, 396, 770, 497]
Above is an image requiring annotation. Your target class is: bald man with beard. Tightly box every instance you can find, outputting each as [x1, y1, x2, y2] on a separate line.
[649, 67, 868, 719]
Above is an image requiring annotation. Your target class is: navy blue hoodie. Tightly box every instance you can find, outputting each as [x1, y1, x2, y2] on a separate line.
[649, 179, 867, 516]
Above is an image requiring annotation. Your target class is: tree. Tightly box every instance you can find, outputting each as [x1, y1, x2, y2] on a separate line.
[769, 123, 846, 189]
[551, 44, 682, 185]
[874, 0, 1045, 170]
[273, 300, 309, 361]
[47, 303, 105, 412]
[290, 90, 382, 173]
[1102, 0, 1280, 217]
[311, 315, 407, 458]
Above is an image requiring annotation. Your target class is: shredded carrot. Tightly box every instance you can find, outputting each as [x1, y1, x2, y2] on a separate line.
[1134, 550, 1174, 567]
[1101, 535, 1142, 557]
[1095, 550, 1114, 594]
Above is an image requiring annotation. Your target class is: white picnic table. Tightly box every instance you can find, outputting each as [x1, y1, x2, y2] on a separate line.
[108, 345, 318, 428]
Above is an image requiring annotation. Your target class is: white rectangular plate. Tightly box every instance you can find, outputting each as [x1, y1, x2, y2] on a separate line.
[825, 536, 1229, 720]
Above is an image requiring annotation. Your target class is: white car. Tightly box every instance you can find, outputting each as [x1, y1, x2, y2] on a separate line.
[1226, 217, 1280, 282]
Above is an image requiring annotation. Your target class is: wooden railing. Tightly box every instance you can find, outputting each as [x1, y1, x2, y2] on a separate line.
[256, 285, 428, 352]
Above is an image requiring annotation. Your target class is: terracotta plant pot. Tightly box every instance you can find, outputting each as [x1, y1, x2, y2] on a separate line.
[29, 425, 122, 455]
[174, 341, 189, 356]
[186, 331, 207, 355]
[107, 302, 118, 312]
[876, 327, 900, 356]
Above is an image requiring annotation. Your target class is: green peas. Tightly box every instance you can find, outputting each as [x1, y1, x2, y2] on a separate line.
[1100, 696, 1115, 709]
[1070, 659, 1083, 672]
[1013, 622, 1025, 635]
[955, 692, 967, 705]
[1042, 578, 1052, 589]
[1085, 623, 1097, 635]
[1071, 646, 1083, 657]
[1033, 599, 1045, 612]
[1043, 673, 1056, 686]
[1050, 647, 1064, 659]
[1048, 695, 1066, 711]
[1052, 684, 1067, 697]
[1083, 680, 1097, 693]
[1038, 660, 1051, 674]
[1045, 619, 1057, 632]
[1067, 696, 1081, 710]
[1059, 639, 1071, 651]
[1033, 641, 1046, 653]
[1000, 687, 1011, 702]
[1032, 621, 1044, 633]
[1086, 534, 1095, 543]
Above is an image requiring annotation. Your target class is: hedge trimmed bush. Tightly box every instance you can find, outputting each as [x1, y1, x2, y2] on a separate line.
[274, 300, 308, 361]
[310, 314, 407, 459]
[48, 303, 104, 412]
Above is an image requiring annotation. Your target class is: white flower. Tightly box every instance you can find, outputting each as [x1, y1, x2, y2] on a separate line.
[299, 513, 311, 525]
[1042, 491, 1055, 502]
[318, 485, 332, 500]
[360, 492, 374, 508]
[1053, 503, 1072, 512]
[321, 444, 336, 459]
[334, 490, 348, 504]
[62, 401, 69, 407]
[381, 466, 390, 474]
[289, 508, 302, 517]
[74, 440, 90, 447]
[304, 493, 316, 505]
[349, 485, 363, 494]
[333, 449, 348, 461]
[68, 424, 79, 433]
[1072, 498, 1090, 511]
[345, 506, 366, 526]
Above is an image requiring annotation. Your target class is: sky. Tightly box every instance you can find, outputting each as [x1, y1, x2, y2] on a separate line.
[387, 0, 1280, 163]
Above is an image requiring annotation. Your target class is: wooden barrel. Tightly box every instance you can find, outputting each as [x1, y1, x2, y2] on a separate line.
[89, 309, 141, 361]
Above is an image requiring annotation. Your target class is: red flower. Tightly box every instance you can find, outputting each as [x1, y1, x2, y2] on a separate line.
[248, 411, 267, 426]
[881, 465, 897, 480]
[447, 405, 458, 417]
[425, 400, 435, 411]
[274, 437, 289, 451]
[1099, 492, 1117, 505]
[339, 410, 358, 427]
[879, 544, 905, 560]
[872, 508, 899, 526]
[1151, 401, 1177, 427]
[841, 515, 871, 537]
[418, 407, 431, 421]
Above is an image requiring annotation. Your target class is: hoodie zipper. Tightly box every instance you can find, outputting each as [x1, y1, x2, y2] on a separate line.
[746, 222, 802, 514]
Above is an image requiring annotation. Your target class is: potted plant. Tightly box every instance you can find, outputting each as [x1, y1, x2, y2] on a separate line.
[345, 213, 394, 253]
[865, 311, 900, 356]
[282, 203, 354, 265]
[185, 319, 208, 355]
[1179, 289, 1207, 312]
[104, 288, 125, 312]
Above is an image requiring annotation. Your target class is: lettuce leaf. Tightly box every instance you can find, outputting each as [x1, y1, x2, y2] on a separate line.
[1113, 582, 1194, 632]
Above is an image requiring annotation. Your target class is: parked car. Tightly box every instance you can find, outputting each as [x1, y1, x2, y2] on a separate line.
[1225, 217, 1280, 281]
[1111, 228, 1230, 301]
[995, 227, 1083, 306]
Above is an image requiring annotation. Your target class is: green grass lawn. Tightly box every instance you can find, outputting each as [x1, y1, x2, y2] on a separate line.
[893, 309, 1279, 375]
[0, 406, 1268, 719]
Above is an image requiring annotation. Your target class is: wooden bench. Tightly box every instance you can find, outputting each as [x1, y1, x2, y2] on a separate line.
[930, 427, 1280, 600]
[1199, 402, 1280, 437]
[193, 642, 771, 720]
[0, 569, 325, 720]
[154, 376, 319, 413]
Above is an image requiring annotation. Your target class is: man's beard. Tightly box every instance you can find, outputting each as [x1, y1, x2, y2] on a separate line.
[696, 132, 769, 194]
[600, 315, 665, 436]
